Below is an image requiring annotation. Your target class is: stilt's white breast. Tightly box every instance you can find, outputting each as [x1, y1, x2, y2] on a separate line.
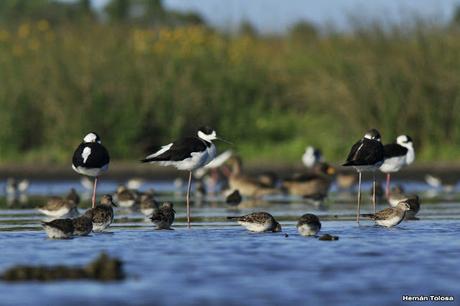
[380, 156, 406, 173]
[72, 164, 108, 177]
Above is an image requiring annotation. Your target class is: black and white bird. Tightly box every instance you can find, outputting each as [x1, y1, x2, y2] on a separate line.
[343, 129, 385, 223]
[380, 135, 415, 197]
[72, 132, 110, 208]
[141, 126, 229, 228]
[302, 146, 323, 168]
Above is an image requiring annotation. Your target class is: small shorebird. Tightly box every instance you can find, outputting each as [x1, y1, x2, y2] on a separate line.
[302, 146, 323, 168]
[227, 212, 282, 232]
[84, 194, 116, 232]
[141, 126, 229, 228]
[72, 132, 110, 208]
[72, 215, 93, 236]
[226, 156, 280, 198]
[388, 193, 420, 219]
[150, 202, 175, 230]
[5, 178, 29, 196]
[343, 129, 385, 223]
[281, 163, 335, 198]
[296, 213, 321, 236]
[380, 135, 415, 197]
[42, 218, 74, 239]
[225, 189, 242, 206]
[139, 192, 159, 216]
[115, 185, 139, 208]
[38, 189, 80, 218]
[361, 201, 410, 227]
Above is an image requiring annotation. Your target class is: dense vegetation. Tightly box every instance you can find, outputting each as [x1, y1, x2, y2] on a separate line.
[1, 0, 460, 164]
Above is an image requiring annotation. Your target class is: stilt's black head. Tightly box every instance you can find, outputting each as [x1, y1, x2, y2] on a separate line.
[364, 129, 381, 141]
[397, 135, 413, 145]
[197, 126, 217, 142]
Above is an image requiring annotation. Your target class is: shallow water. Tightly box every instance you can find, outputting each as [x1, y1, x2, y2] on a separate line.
[0, 180, 459, 306]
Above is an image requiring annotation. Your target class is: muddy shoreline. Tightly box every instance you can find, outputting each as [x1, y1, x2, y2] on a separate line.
[0, 162, 459, 181]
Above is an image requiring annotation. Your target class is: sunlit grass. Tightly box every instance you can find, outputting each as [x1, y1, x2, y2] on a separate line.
[0, 21, 459, 164]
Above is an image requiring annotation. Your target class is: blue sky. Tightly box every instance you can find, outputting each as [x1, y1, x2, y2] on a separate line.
[92, 0, 460, 33]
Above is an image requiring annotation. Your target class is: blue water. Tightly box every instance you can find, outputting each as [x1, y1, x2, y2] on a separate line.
[0, 181, 459, 306]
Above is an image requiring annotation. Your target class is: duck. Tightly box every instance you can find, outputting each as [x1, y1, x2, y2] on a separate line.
[281, 163, 335, 198]
[225, 156, 280, 198]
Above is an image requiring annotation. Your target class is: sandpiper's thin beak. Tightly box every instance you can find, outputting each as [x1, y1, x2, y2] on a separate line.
[112, 202, 118, 207]
[217, 137, 233, 145]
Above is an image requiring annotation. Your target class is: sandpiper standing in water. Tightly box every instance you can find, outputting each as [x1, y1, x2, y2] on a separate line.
[361, 201, 411, 227]
[227, 212, 282, 233]
[42, 218, 74, 239]
[296, 213, 321, 236]
[38, 188, 80, 218]
[72, 214, 93, 236]
[380, 135, 415, 197]
[84, 194, 116, 232]
[150, 202, 175, 230]
[343, 129, 384, 223]
[72, 132, 110, 208]
[141, 126, 230, 228]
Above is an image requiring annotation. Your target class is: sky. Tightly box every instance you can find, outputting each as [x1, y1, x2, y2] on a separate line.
[92, 0, 460, 33]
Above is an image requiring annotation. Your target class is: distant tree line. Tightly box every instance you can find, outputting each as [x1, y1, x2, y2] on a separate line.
[0, 0, 205, 26]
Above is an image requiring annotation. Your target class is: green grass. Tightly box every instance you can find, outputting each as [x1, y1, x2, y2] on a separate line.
[0, 21, 460, 164]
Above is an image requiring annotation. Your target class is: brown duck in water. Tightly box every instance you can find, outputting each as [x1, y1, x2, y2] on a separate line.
[225, 156, 281, 198]
[281, 163, 335, 198]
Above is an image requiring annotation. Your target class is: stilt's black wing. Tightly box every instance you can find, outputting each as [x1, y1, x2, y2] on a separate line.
[141, 137, 207, 162]
[343, 139, 384, 166]
[383, 143, 408, 158]
[72, 143, 110, 168]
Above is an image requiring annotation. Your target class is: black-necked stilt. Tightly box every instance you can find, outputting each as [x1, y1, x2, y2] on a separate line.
[227, 212, 282, 232]
[296, 213, 321, 236]
[141, 126, 229, 228]
[302, 146, 323, 168]
[150, 202, 175, 230]
[72, 132, 110, 208]
[342, 129, 384, 223]
[379, 135, 415, 197]
[84, 194, 116, 232]
[360, 201, 410, 227]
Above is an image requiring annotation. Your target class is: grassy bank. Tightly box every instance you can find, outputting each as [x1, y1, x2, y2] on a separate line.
[1, 21, 460, 164]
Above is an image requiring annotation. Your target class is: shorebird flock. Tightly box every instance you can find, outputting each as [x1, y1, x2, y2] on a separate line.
[32, 126, 423, 239]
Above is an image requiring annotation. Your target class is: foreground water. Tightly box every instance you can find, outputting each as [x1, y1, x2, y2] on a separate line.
[0, 180, 459, 306]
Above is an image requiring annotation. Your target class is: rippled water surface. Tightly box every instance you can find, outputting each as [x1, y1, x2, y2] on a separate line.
[0, 180, 459, 306]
